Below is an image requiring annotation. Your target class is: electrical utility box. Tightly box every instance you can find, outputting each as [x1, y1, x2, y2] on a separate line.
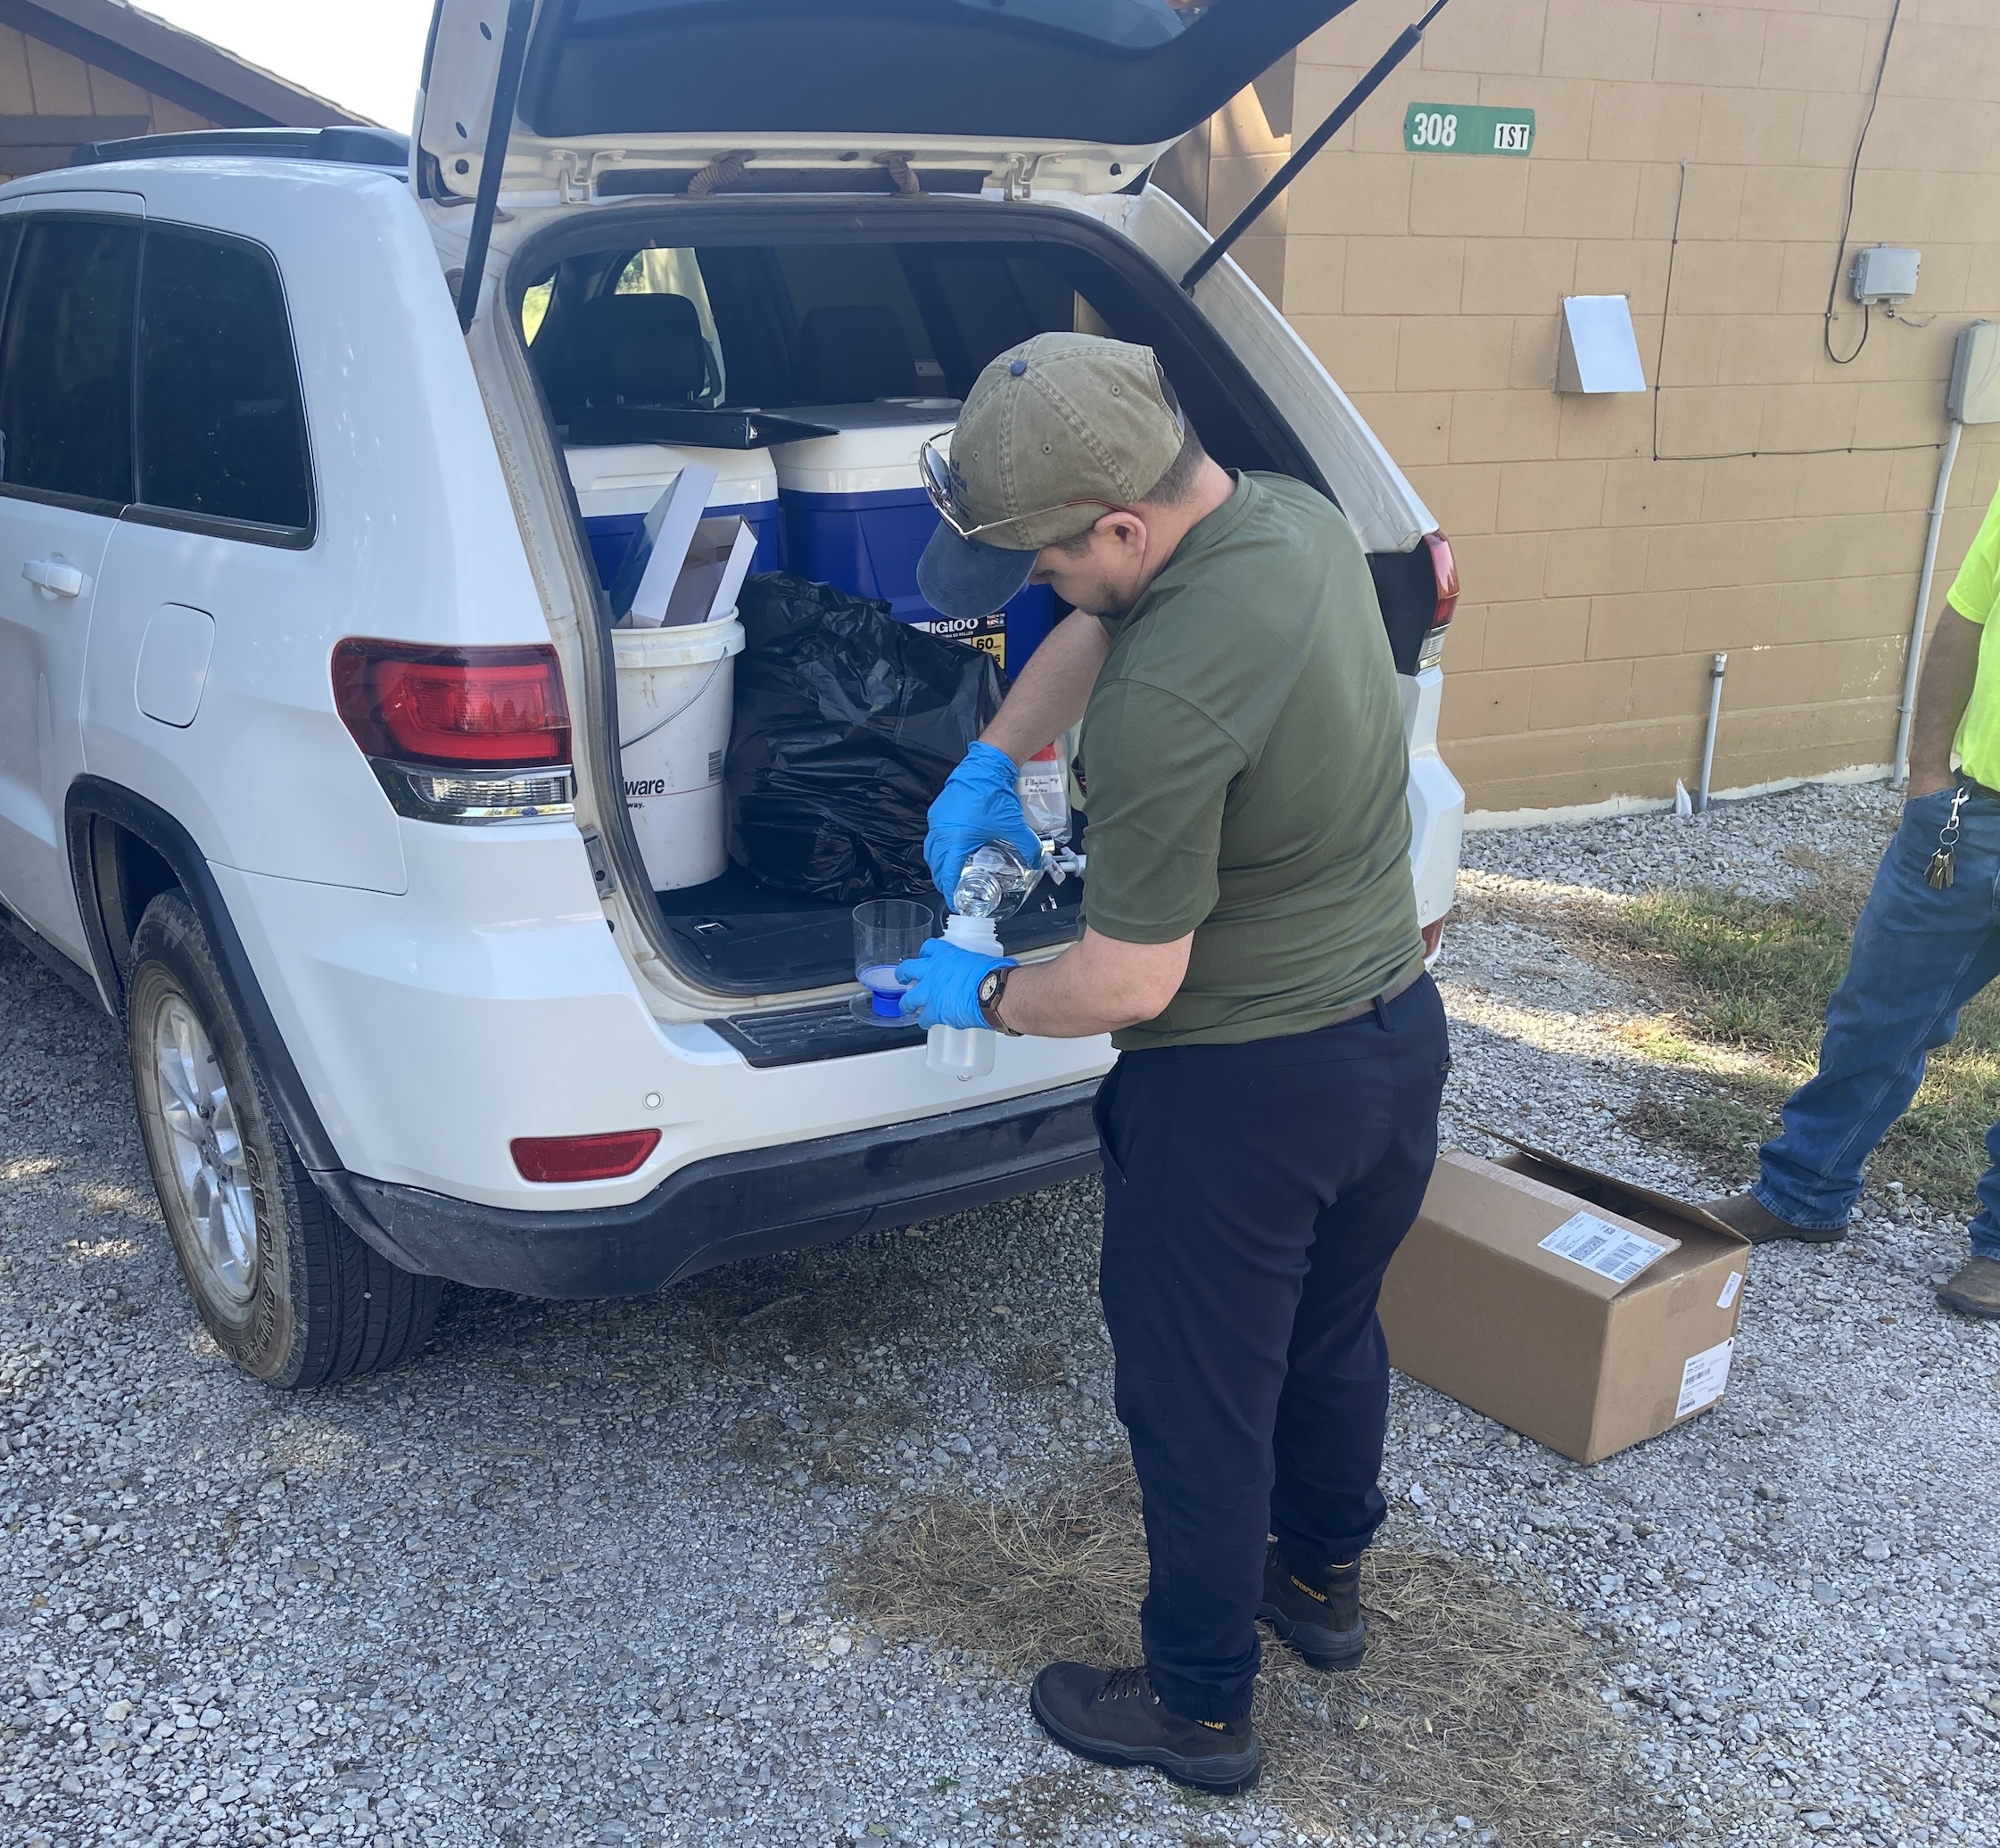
[1850, 244, 1921, 305]
[1947, 321, 2000, 425]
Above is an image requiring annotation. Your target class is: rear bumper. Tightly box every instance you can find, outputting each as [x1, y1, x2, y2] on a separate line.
[318, 1078, 1103, 1299]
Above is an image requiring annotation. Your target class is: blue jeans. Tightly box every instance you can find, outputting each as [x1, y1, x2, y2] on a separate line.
[1756, 785, 2000, 1257]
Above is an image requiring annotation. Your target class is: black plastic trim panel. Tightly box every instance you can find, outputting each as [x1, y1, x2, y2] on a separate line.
[70, 127, 411, 170]
[595, 168, 988, 198]
[120, 500, 316, 552]
[63, 778, 343, 1175]
[326, 1078, 1103, 1299]
[708, 1000, 926, 1068]
[1369, 541, 1438, 677]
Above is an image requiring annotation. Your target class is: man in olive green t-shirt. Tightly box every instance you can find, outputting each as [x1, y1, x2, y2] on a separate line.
[1710, 481, 2000, 1321]
[897, 334, 1448, 1795]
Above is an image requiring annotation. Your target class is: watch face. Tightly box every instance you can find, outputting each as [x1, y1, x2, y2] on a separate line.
[979, 970, 1003, 1004]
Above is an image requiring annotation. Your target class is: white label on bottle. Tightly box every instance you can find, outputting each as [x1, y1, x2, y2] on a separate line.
[1536, 1211, 1669, 1285]
[1717, 1270, 1743, 1310]
[1675, 1338, 1734, 1417]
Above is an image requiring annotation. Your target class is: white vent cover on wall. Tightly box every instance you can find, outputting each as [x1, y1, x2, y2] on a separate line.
[1556, 296, 1646, 394]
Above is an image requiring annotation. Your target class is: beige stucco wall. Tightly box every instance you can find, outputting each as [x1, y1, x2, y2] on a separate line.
[1166, 0, 2000, 816]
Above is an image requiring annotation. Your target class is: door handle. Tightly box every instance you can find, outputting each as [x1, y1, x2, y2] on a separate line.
[23, 557, 86, 598]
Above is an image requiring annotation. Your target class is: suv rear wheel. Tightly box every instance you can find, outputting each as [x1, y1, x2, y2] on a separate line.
[126, 891, 441, 1387]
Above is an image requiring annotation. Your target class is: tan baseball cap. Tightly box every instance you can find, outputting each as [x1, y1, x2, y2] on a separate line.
[916, 333, 1186, 622]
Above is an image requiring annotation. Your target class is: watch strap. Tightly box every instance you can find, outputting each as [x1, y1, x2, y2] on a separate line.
[981, 963, 1023, 1035]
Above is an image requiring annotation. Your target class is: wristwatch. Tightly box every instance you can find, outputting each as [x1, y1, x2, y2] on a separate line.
[978, 965, 1023, 1035]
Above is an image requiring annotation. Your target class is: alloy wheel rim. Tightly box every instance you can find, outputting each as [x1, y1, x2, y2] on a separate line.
[152, 995, 258, 1308]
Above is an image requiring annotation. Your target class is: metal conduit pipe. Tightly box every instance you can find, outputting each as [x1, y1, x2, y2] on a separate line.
[1892, 417, 1965, 789]
[1696, 652, 1727, 814]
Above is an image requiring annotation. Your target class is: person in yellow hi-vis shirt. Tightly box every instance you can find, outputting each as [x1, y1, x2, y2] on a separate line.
[1708, 483, 2000, 1317]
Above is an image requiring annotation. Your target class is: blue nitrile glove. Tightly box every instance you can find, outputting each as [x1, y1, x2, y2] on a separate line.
[897, 938, 1017, 1032]
[924, 741, 1045, 900]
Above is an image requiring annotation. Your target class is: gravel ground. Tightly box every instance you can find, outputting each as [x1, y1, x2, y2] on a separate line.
[1, 777, 1995, 1848]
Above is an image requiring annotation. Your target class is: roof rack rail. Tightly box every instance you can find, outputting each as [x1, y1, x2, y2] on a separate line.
[70, 126, 409, 171]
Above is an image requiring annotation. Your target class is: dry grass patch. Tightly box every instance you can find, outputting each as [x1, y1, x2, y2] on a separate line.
[837, 1463, 1655, 1844]
[1463, 848, 2000, 1208]
[1622, 1093, 1778, 1184]
[1004, 1340, 1077, 1393]
[1606, 883, 2000, 1206]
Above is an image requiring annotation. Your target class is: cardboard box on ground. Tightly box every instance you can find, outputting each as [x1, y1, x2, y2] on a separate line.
[1379, 1140, 1750, 1464]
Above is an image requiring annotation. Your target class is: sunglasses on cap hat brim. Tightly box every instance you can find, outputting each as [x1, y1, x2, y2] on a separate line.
[917, 362, 1187, 546]
[917, 435, 1121, 549]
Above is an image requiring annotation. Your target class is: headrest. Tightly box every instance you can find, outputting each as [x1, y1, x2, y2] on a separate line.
[798, 304, 920, 403]
[571, 293, 708, 408]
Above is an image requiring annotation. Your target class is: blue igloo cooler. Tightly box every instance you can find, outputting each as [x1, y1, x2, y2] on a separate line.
[771, 401, 1057, 674]
[566, 442, 781, 592]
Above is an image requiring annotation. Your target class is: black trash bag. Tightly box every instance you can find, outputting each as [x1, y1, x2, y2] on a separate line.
[724, 573, 1004, 903]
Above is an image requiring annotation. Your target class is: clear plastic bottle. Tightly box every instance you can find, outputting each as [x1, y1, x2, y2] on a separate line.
[952, 839, 1040, 921]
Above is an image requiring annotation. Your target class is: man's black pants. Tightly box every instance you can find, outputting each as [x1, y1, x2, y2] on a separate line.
[1093, 973, 1450, 1724]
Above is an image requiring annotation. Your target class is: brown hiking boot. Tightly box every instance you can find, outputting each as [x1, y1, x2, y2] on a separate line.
[1029, 1662, 1260, 1794]
[1706, 1192, 1847, 1246]
[1257, 1543, 1366, 1671]
[1937, 1255, 2000, 1319]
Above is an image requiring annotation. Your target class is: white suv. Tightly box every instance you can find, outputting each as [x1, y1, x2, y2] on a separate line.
[0, 0, 1462, 1388]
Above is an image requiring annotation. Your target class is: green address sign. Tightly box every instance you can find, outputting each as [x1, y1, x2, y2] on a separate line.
[1403, 103, 1535, 157]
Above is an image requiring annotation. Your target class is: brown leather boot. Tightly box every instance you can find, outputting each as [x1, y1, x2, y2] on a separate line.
[1937, 1255, 2000, 1319]
[1257, 1543, 1366, 1670]
[1705, 1192, 1847, 1245]
[1029, 1662, 1260, 1794]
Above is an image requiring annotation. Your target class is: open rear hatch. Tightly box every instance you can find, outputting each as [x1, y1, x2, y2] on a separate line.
[508, 210, 1334, 1021]
[420, 0, 1358, 199]
[427, 0, 1434, 1045]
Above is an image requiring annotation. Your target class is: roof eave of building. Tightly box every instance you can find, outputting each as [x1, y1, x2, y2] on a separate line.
[0, 0, 374, 130]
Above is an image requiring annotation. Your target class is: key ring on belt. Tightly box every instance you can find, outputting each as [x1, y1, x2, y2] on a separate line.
[1928, 787, 1970, 890]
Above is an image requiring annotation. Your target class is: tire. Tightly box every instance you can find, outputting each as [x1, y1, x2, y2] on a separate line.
[126, 890, 441, 1388]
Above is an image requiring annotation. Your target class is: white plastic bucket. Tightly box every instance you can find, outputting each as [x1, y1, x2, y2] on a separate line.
[611, 614, 745, 892]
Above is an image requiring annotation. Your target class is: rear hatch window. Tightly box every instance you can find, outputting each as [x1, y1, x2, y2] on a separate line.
[522, 0, 1346, 144]
[425, 0, 1355, 194]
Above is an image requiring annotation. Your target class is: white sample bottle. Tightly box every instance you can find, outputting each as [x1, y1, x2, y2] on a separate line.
[926, 912, 1003, 1080]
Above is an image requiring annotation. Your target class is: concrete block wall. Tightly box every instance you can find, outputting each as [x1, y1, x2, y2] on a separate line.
[1164, 0, 2000, 817]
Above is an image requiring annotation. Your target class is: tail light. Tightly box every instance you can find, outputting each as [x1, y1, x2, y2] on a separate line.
[1417, 532, 1458, 671]
[511, 1129, 661, 1184]
[332, 639, 574, 823]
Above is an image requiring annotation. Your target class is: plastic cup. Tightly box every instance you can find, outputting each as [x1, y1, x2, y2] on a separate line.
[853, 899, 934, 1019]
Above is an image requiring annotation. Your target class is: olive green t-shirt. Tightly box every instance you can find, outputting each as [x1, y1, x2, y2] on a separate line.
[1079, 471, 1422, 1051]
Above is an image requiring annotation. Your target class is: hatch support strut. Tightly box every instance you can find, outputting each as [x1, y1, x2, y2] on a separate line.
[458, 0, 536, 334]
[1181, 0, 1457, 295]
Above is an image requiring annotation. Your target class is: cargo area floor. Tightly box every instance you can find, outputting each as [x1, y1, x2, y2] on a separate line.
[655, 862, 1084, 998]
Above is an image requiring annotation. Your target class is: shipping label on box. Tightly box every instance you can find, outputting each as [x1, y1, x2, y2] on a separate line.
[1538, 1210, 1672, 1285]
[1377, 1145, 1751, 1464]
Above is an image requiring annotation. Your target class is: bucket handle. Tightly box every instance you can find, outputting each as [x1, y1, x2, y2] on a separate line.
[619, 657, 725, 752]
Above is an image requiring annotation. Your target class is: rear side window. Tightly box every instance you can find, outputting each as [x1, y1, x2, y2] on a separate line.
[136, 227, 312, 536]
[0, 216, 141, 507]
